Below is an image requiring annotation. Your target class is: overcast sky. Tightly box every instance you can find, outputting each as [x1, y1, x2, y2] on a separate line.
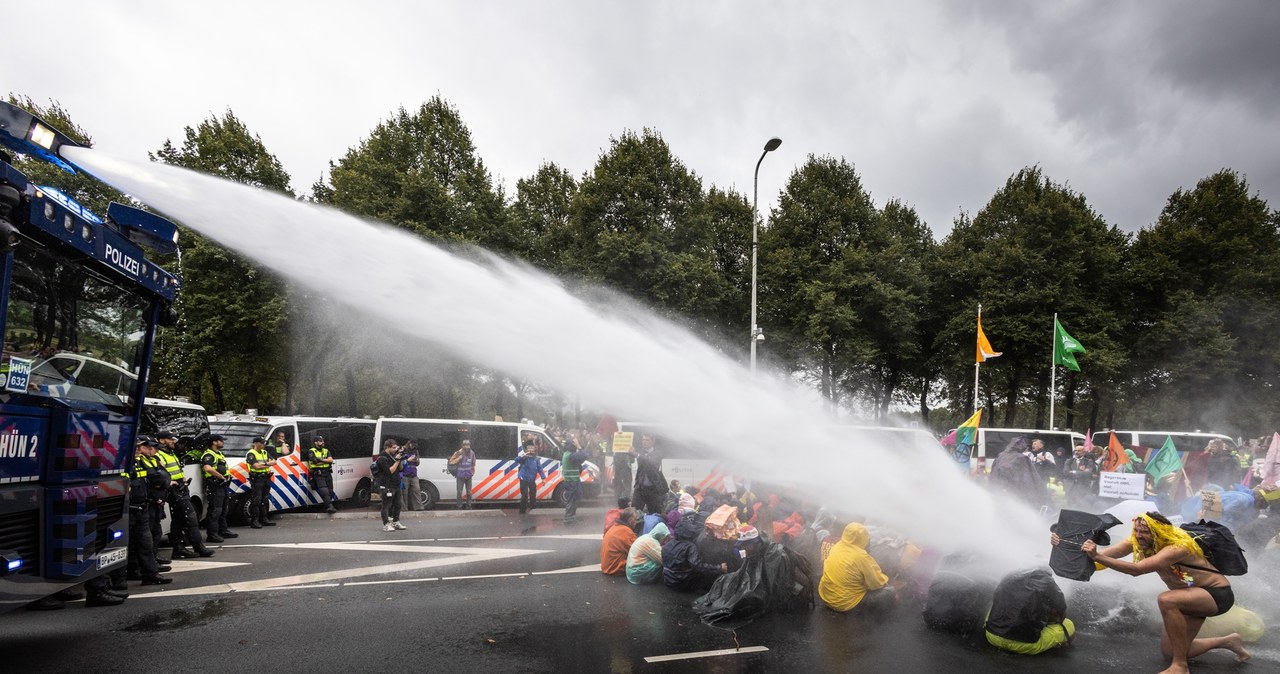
[7, 1, 1278, 238]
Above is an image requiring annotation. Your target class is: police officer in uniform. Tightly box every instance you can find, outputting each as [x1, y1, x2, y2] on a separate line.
[126, 437, 173, 585]
[155, 432, 215, 559]
[246, 437, 276, 528]
[201, 434, 238, 543]
[306, 435, 338, 514]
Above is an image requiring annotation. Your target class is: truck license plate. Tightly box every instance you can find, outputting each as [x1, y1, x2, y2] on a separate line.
[97, 548, 128, 569]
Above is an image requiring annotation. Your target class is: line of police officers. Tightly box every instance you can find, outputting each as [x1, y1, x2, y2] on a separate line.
[39, 431, 337, 608]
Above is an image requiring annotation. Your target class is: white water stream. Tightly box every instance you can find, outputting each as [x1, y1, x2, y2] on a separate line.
[65, 147, 1047, 565]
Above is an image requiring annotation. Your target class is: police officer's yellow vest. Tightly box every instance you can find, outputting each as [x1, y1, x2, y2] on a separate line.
[203, 448, 228, 475]
[157, 449, 183, 481]
[247, 447, 271, 474]
[308, 447, 332, 471]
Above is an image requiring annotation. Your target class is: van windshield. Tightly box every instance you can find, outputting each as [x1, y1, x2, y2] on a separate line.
[210, 421, 271, 457]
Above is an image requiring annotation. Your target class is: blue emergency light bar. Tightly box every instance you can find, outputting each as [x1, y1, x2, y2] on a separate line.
[0, 103, 82, 174]
[0, 551, 21, 575]
[0, 101, 182, 299]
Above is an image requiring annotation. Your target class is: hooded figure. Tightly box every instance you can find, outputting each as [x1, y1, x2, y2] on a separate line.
[627, 522, 670, 584]
[818, 523, 890, 612]
[663, 514, 724, 592]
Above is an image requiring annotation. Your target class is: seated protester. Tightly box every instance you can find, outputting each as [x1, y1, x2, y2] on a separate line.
[773, 511, 806, 545]
[736, 484, 759, 522]
[627, 522, 670, 584]
[601, 508, 640, 576]
[699, 488, 722, 514]
[604, 497, 632, 534]
[666, 492, 698, 530]
[642, 511, 665, 535]
[818, 523, 895, 613]
[984, 567, 1074, 655]
[663, 512, 729, 592]
[697, 509, 744, 574]
[751, 494, 782, 538]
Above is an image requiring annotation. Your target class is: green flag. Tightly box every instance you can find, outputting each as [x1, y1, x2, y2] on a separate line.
[1144, 436, 1183, 481]
[1053, 318, 1087, 372]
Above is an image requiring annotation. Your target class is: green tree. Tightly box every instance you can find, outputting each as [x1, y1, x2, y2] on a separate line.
[151, 110, 294, 412]
[510, 161, 578, 269]
[563, 129, 734, 342]
[313, 96, 511, 250]
[1125, 170, 1280, 433]
[760, 155, 928, 411]
[932, 166, 1128, 428]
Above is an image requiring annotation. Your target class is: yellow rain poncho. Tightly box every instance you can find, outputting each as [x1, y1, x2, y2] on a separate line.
[818, 523, 889, 612]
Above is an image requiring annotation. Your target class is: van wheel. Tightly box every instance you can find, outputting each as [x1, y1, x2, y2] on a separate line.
[553, 484, 567, 506]
[232, 495, 252, 526]
[418, 482, 439, 511]
[350, 479, 372, 508]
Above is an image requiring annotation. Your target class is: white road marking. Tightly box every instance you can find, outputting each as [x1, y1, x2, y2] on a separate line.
[644, 646, 770, 663]
[165, 560, 251, 574]
[530, 564, 599, 575]
[344, 577, 439, 587]
[440, 572, 529, 580]
[523, 534, 605, 541]
[134, 542, 551, 599]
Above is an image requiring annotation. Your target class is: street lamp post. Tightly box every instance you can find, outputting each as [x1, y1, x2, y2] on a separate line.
[750, 137, 782, 377]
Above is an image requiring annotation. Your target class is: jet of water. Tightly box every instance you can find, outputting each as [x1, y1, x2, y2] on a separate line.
[64, 146, 1049, 567]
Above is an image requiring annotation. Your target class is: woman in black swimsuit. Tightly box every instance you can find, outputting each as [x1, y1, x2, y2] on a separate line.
[1055, 512, 1251, 674]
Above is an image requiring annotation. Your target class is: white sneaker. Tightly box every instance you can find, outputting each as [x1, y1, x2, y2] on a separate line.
[383, 523, 395, 532]
[392, 520, 407, 530]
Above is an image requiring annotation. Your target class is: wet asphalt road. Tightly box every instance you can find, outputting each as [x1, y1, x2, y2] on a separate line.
[1, 504, 1275, 673]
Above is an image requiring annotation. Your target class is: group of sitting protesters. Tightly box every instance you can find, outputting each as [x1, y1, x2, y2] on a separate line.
[598, 480, 924, 621]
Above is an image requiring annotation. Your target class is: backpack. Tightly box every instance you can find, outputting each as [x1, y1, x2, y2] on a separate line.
[446, 451, 462, 477]
[774, 545, 816, 612]
[1181, 519, 1248, 576]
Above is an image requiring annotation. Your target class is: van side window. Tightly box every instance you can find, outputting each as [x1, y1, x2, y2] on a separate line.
[984, 431, 1029, 455]
[297, 421, 375, 460]
[379, 421, 461, 460]
[470, 426, 517, 460]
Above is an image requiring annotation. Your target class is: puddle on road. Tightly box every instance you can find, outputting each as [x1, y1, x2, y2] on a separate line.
[120, 598, 244, 632]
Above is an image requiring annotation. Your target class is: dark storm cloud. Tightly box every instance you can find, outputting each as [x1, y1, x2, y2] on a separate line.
[959, 1, 1280, 135]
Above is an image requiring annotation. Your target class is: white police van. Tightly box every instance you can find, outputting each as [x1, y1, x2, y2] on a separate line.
[224, 416, 377, 523]
[373, 418, 573, 509]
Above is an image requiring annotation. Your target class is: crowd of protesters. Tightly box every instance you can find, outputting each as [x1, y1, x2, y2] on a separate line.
[595, 433, 926, 621]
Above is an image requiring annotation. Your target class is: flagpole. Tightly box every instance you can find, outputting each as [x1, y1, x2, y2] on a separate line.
[1049, 313, 1057, 429]
[973, 304, 982, 414]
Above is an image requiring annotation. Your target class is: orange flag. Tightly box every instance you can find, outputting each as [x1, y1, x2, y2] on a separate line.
[976, 309, 1002, 363]
[1101, 431, 1131, 472]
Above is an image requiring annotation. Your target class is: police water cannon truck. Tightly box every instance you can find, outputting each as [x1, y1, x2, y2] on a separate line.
[0, 101, 180, 613]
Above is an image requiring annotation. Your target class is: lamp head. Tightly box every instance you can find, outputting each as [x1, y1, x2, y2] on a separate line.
[763, 138, 782, 152]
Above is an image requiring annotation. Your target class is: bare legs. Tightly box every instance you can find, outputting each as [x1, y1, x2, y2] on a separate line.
[1156, 589, 1251, 674]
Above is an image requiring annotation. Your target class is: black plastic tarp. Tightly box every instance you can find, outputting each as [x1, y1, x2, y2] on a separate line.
[1050, 510, 1121, 582]
[985, 568, 1067, 643]
[691, 543, 813, 630]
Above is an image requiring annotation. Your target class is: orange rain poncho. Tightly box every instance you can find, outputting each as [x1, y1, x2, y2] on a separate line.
[818, 523, 889, 612]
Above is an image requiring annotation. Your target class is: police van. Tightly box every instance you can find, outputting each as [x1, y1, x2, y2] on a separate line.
[139, 397, 212, 516]
[965, 428, 1087, 472]
[1089, 430, 1237, 461]
[208, 412, 272, 457]
[373, 418, 573, 509]
[225, 416, 377, 523]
